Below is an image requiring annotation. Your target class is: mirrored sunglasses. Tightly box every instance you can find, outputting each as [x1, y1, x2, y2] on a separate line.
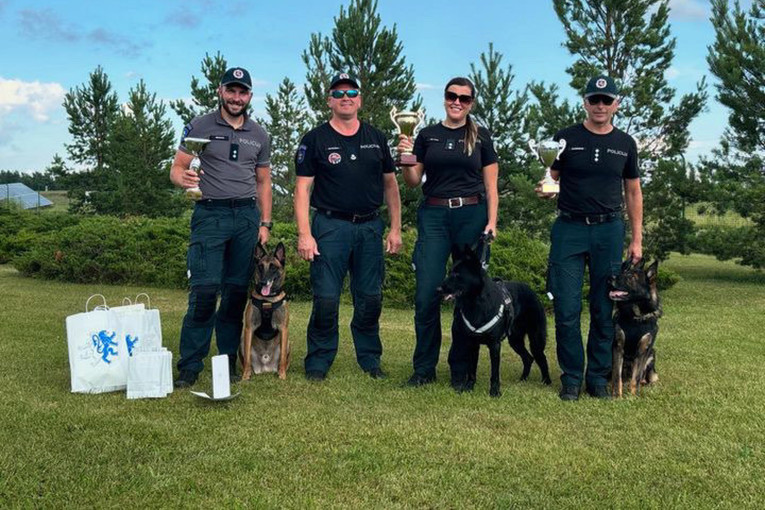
[330, 89, 360, 99]
[586, 95, 616, 106]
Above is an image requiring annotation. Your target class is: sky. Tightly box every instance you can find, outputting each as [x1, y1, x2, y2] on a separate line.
[0, 0, 734, 173]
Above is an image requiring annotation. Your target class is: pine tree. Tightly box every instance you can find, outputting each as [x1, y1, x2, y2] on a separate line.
[63, 66, 119, 172]
[257, 78, 311, 222]
[100, 80, 184, 217]
[301, 0, 418, 131]
[170, 52, 228, 125]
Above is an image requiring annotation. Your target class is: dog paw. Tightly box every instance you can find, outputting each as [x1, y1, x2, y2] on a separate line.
[490, 388, 502, 398]
[278, 371, 287, 380]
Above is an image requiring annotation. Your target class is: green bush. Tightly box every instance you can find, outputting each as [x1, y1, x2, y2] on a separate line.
[0, 209, 81, 263]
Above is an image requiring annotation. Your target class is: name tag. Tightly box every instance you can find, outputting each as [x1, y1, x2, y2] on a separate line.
[209, 135, 229, 141]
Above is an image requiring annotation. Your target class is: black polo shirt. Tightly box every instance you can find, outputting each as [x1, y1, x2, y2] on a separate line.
[295, 122, 395, 214]
[180, 110, 271, 200]
[551, 123, 639, 215]
[413, 123, 497, 198]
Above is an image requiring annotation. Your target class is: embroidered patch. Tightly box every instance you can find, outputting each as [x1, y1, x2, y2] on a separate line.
[328, 152, 341, 165]
[181, 125, 192, 142]
[297, 144, 307, 164]
[233, 69, 244, 79]
[596, 78, 607, 89]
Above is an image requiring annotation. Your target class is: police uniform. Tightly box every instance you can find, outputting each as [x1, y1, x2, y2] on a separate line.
[177, 109, 271, 378]
[296, 121, 395, 375]
[548, 122, 639, 392]
[410, 122, 498, 381]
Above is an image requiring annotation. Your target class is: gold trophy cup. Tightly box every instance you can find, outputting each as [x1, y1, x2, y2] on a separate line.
[528, 139, 566, 194]
[390, 107, 425, 167]
[183, 137, 210, 200]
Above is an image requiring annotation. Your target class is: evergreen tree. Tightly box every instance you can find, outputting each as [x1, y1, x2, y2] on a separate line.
[44, 154, 69, 190]
[301, 0, 418, 131]
[258, 78, 311, 222]
[170, 52, 228, 125]
[697, 0, 765, 268]
[63, 66, 119, 172]
[100, 80, 184, 217]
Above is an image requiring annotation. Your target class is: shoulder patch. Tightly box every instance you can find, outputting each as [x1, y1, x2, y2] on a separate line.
[296, 144, 307, 164]
[181, 124, 192, 142]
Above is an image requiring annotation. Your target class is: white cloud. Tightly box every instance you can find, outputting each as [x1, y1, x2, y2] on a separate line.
[666, 67, 681, 80]
[669, 0, 708, 21]
[0, 77, 65, 122]
[416, 83, 436, 90]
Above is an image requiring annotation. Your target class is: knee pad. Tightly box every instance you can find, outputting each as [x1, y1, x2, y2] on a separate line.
[188, 286, 218, 325]
[311, 296, 339, 333]
[217, 285, 248, 324]
[354, 293, 382, 329]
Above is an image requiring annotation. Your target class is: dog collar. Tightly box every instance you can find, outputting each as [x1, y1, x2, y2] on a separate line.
[461, 291, 512, 334]
[250, 292, 286, 311]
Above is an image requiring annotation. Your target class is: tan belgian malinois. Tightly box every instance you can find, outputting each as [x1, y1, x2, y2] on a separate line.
[240, 242, 290, 380]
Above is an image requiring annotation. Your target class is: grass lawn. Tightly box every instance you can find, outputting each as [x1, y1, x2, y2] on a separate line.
[1, 254, 763, 508]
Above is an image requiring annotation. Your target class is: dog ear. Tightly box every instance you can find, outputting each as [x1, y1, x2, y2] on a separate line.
[254, 242, 267, 259]
[273, 242, 286, 266]
[646, 260, 659, 282]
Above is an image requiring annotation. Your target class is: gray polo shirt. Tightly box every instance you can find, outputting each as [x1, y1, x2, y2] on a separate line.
[180, 110, 271, 200]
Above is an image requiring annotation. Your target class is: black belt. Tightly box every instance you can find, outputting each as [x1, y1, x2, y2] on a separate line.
[198, 197, 256, 207]
[425, 195, 481, 208]
[558, 210, 622, 225]
[316, 208, 379, 223]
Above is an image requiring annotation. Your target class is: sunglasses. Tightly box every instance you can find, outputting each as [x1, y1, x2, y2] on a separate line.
[444, 91, 474, 105]
[586, 95, 616, 106]
[330, 89, 360, 99]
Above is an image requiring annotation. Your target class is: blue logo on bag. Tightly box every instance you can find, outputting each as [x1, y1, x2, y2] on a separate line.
[92, 330, 118, 364]
[126, 335, 139, 356]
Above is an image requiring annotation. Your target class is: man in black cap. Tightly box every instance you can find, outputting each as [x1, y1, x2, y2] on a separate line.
[536, 75, 643, 401]
[294, 72, 402, 381]
[170, 66, 272, 388]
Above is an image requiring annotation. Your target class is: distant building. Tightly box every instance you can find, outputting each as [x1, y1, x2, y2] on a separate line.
[0, 183, 53, 210]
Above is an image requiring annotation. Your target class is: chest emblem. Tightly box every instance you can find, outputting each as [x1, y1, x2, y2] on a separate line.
[328, 152, 342, 165]
[350, 154, 357, 160]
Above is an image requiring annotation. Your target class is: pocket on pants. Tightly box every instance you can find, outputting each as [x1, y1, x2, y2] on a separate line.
[187, 241, 206, 280]
[411, 240, 423, 272]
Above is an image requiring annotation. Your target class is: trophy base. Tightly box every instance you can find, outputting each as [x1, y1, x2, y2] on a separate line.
[396, 153, 418, 167]
[541, 182, 559, 194]
[185, 188, 203, 201]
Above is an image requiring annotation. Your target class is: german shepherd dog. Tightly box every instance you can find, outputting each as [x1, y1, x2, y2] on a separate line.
[438, 242, 551, 397]
[240, 242, 291, 380]
[608, 259, 661, 397]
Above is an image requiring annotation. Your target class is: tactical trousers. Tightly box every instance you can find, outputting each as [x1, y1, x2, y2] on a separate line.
[412, 201, 488, 378]
[547, 216, 624, 389]
[305, 213, 384, 374]
[177, 200, 259, 375]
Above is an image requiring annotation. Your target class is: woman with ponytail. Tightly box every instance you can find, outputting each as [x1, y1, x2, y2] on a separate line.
[396, 76, 499, 389]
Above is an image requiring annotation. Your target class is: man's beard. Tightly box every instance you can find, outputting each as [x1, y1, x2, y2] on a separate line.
[221, 99, 248, 118]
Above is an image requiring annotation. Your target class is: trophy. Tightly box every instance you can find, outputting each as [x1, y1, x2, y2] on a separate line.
[182, 137, 210, 200]
[390, 107, 425, 166]
[528, 139, 566, 194]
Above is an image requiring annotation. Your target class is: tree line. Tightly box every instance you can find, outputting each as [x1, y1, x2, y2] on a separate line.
[42, 0, 764, 269]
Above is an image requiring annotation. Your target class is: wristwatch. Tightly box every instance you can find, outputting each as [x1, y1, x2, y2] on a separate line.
[260, 221, 273, 230]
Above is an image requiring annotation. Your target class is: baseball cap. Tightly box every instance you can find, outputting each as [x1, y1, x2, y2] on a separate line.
[220, 67, 252, 90]
[584, 75, 618, 98]
[329, 72, 360, 90]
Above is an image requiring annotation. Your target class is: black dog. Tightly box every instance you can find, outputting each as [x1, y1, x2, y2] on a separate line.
[608, 259, 662, 397]
[438, 243, 551, 397]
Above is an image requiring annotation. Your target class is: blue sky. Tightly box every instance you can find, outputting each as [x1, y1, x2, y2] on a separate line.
[0, 0, 729, 173]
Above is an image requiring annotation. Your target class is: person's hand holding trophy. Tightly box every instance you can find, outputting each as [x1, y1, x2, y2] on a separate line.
[391, 107, 425, 166]
[530, 138, 566, 198]
[182, 137, 210, 200]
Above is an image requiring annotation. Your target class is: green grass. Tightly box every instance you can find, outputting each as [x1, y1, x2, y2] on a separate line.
[40, 190, 70, 212]
[1, 254, 763, 508]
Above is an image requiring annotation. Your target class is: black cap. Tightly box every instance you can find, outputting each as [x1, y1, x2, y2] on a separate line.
[220, 67, 252, 90]
[329, 72, 360, 90]
[584, 75, 618, 98]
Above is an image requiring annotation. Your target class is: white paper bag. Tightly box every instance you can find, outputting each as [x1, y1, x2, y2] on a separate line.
[66, 295, 129, 394]
[127, 348, 173, 399]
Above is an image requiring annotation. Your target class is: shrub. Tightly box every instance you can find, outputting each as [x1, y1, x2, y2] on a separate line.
[0, 209, 81, 263]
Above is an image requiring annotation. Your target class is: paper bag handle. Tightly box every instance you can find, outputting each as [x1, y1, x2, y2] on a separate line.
[135, 293, 152, 309]
[85, 294, 108, 312]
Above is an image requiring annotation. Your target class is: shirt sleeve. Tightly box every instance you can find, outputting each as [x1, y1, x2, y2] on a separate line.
[257, 130, 271, 168]
[413, 130, 426, 161]
[295, 132, 315, 177]
[623, 135, 640, 179]
[381, 132, 395, 173]
[551, 130, 565, 171]
[178, 122, 195, 153]
[479, 128, 498, 167]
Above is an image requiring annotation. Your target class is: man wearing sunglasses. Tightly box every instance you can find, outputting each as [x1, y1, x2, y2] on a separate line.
[294, 72, 402, 381]
[536, 75, 642, 402]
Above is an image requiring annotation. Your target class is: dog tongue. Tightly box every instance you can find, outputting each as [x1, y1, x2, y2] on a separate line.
[609, 290, 628, 300]
[261, 284, 272, 296]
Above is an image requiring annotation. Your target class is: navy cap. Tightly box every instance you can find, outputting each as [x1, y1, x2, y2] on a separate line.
[220, 67, 252, 90]
[584, 75, 618, 98]
[329, 72, 360, 90]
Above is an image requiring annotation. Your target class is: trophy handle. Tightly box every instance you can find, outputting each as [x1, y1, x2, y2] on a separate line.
[389, 107, 400, 132]
[557, 139, 567, 159]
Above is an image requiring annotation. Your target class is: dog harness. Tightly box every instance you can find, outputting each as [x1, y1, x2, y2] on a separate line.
[461, 286, 513, 334]
[250, 293, 286, 341]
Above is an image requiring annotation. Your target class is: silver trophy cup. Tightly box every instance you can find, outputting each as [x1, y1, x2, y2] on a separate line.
[528, 139, 566, 194]
[182, 137, 211, 200]
[390, 107, 425, 167]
